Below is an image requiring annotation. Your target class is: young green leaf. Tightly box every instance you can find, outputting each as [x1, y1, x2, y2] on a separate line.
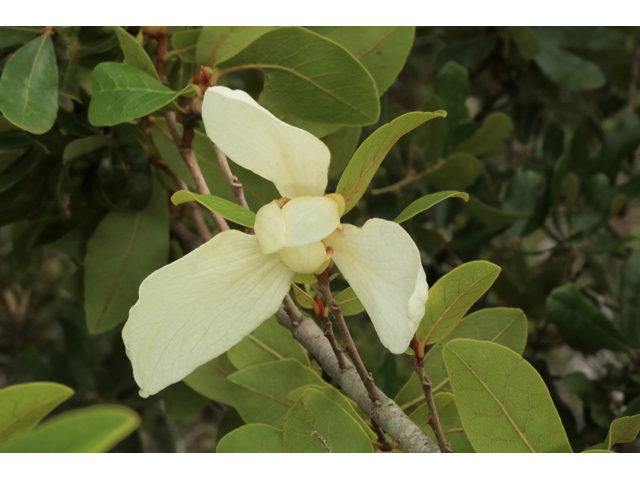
[218, 27, 380, 126]
[546, 284, 630, 351]
[443, 339, 572, 453]
[114, 26, 159, 80]
[396, 308, 527, 412]
[84, 181, 169, 333]
[0, 405, 140, 453]
[217, 424, 285, 453]
[337, 111, 447, 214]
[283, 389, 373, 452]
[183, 354, 241, 407]
[227, 316, 310, 369]
[394, 191, 469, 223]
[0, 382, 73, 444]
[334, 286, 365, 316]
[0, 35, 58, 134]
[416, 261, 501, 348]
[171, 190, 255, 228]
[195, 26, 274, 67]
[602, 414, 640, 450]
[227, 359, 325, 428]
[88, 63, 184, 126]
[409, 392, 474, 453]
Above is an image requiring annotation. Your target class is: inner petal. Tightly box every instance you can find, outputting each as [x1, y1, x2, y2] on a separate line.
[254, 201, 287, 254]
[282, 196, 341, 248]
[276, 242, 331, 274]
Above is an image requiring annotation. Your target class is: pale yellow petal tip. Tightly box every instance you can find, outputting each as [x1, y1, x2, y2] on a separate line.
[138, 389, 150, 399]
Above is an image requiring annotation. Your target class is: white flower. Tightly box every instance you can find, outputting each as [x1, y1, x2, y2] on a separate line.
[122, 86, 429, 397]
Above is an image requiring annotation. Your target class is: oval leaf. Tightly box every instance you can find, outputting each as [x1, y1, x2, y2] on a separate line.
[0, 382, 73, 444]
[183, 353, 240, 407]
[394, 191, 469, 223]
[114, 26, 159, 80]
[0, 35, 58, 134]
[171, 190, 255, 228]
[196, 26, 274, 67]
[337, 110, 447, 214]
[443, 339, 572, 453]
[0, 405, 140, 453]
[219, 27, 380, 126]
[88, 63, 183, 126]
[603, 414, 640, 450]
[416, 261, 502, 348]
[84, 181, 169, 333]
[217, 424, 284, 453]
[283, 389, 373, 452]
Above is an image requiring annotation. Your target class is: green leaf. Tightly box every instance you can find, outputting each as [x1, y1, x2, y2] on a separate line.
[621, 250, 640, 347]
[534, 42, 605, 91]
[325, 126, 362, 179]
[546, 284, 630, 352]
[394, 191, 469, 223]
[62, 136, 115, 164]
[171, 29, 201, 63]
[217, 424, 284, 453]
[436, 61, 469, 128]
[291, 283, 316, 310]
[0, 26, 40, 49]
[171, 190, 255, 228]
[84, 180, 169, 333]
[334, 286, 365, 316]
[0, 35, 58, 134]
[0, 382, 73, 444]
[507, 27, 541, 60]
[183, 353, 240, 407]
[310, 26, 415, 95]
[114, 26, 160, 80]
[219, 27, 380, 126]
[88, 63, 184, 126]
[287, 385, 375, 440]
[424, 153, 483, 191]
[466, 197, 532, 225]
[409, 392, 474, 453]
[443, 339, 572, 453]
[195, 26, 274, 67]
[593, 114, 640, 181]
[227, 316, 310, 369]
[58, 60, 81, 102]
[396, 308, 528, 412]
[453, 113, 514, 157]
[0, 405, 140, 453]
[603, 414, 640, 450]
[416, 261, 502, 347]
[227, 359, 325, 428]
[337, 111, 447, 214]
[161, 382, 209, 420]
[436, 36, 497, 68]
[292, 273, 317, 284]
[283, 389, 373, 452]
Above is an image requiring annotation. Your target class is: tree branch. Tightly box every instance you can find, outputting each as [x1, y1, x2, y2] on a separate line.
[275, 304, 440, 453]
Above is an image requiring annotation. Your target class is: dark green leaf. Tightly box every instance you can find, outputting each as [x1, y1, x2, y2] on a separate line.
[217, 424, 284, 453]
[195, 26, 274, 67]
[620, 250, 640, 347]
[424, 153, 483, 191]
[535, 42, 605, 91]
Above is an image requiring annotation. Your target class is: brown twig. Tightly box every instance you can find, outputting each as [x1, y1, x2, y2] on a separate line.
[170, 219, 203, 251]
[314, 295, 348, 370]
[213, 142, 254, 234]
[315, 269, 381, 404]
[163, 112, 229, 232]
[413, 336, 452, 453]
[371, 420, 395, 452]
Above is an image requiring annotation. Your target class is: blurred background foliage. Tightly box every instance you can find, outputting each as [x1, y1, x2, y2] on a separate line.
[1, 26, 640, 452]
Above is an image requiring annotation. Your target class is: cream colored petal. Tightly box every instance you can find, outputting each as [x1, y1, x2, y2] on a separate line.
[254, 200, 287, 254]
[282, 196, 340, 248]
[324, 219, 429, 354]
[276, 241, 331, 274]
[202, 86, 330, 198]
[122, 230, 294, 397]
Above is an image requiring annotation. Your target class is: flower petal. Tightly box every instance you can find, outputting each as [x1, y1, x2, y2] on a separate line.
[255, 200, 287, 254]
[324, 219, 428, 354]
[202, 86, 330, 198]
[122, 230, 294, 397]
[276, 241, 331, 274]
[282, 196, 340, 247]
